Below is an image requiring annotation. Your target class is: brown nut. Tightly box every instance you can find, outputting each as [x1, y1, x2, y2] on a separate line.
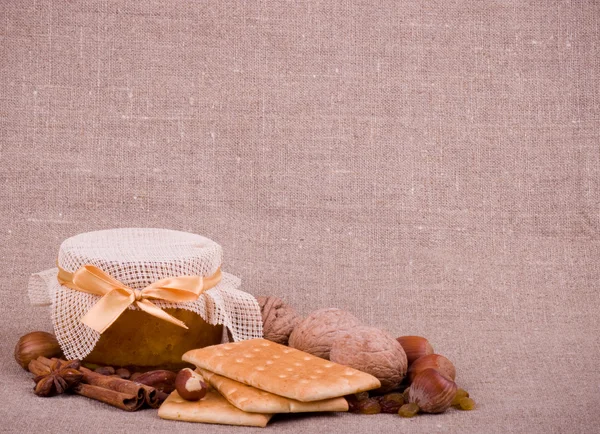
[14, 331, 62, 370]
[407, 354, 456, 383]
[396, 336, 434, 366]
[289, 308, 361, 359]
[257, 296, 302, 345]
[134, 370, 177, 393]
[408, 368, 457, 414]
[115, 368, 131, 379]
[94, 366, 115, 376]
[175, 368, 207, 401]
[330, 326, 407, 393]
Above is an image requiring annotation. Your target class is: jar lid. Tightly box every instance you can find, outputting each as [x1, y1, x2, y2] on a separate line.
[58, 228, 222, 290]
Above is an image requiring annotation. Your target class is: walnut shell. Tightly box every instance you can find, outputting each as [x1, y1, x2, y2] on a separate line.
[330, 326, 407, 393]
[288, 308, 361, 359]
[257, 296, 302, 345]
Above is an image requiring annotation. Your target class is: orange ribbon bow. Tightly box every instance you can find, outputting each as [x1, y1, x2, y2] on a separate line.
[57, 264, 221, 333]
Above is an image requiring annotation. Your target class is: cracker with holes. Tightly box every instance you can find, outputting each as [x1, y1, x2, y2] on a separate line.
[198, 368, 349, 413]
[158, 390, 273, 427]
[183, 338, 381, 402]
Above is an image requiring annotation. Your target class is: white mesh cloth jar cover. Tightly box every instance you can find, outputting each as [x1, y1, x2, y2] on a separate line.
[28, 228, 263, 360]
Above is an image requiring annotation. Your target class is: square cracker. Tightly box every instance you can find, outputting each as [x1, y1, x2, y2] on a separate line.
[158, 390, 272, 427]
[183, 338, 381, 402]
[199, 368, 349, 413]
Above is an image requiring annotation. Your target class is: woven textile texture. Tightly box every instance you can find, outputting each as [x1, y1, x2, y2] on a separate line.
[1, 1, 599, 433]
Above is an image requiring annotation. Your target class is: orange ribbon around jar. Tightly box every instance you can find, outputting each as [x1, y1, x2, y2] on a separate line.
[57, 264, 222, 334]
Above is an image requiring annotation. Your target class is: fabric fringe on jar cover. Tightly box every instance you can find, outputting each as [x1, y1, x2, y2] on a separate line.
[28, 228, 263, 361]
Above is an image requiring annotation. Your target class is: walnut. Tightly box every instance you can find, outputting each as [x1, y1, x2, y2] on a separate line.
[330, 326, 407, 393]
[257, 296, 302, 345]
[288, 308, 361, 359]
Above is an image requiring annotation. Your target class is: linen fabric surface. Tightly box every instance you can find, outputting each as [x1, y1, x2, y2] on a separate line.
[1, 1, 599, 433]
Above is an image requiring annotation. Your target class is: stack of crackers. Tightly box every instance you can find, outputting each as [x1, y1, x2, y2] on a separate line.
[158, 338, 381, 427]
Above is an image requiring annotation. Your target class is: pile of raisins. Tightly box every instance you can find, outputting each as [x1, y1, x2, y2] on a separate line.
[345, 387, 475, 417]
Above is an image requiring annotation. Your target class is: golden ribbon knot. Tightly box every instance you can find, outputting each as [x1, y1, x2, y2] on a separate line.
[57, 264, 221, 334]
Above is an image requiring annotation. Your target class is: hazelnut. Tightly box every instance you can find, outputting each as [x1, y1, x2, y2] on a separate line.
[330, 326, 407, 393]
[407, 354, 456, 383]
[175, 368, 207, 401]
[288, 308, 361, 359]
[396, 336, 434, 366]
[14, 331, 62, 370]
[408, 368, 457, 413]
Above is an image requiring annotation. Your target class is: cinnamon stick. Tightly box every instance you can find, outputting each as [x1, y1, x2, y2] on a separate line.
[41, 357, 159, 407]
[74, 383, 144, 412]
[34, 357, 148, 410]
[78, 366, 159, 408]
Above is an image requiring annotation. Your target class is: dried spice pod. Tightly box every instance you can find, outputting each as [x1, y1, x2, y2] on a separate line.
[30, 358, 83, 397]
[14, 331, 62, 370]
[396, 336, 434, 366]
[408, 368, 457, 414]
[407, 354, 456, 383]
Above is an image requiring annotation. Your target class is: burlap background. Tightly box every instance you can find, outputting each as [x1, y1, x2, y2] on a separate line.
[1, 1, 599, 432]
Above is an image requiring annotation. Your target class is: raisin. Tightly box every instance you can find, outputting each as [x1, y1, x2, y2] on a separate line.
[458, 397, 476, 411]
[354, 398, 382, 414]
[451, 388, 469, 406]
[354, 391, 369, 401]
[379, 392, 405, 414]
[345, 392, 370, 412]
[398, 402, 419, 418]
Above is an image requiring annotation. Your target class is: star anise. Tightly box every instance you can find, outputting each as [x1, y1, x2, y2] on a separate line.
[32, 359, 83, 397]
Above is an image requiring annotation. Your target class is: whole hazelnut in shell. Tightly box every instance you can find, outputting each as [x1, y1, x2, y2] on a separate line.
[288, 308, 361, 360]
[14, 331, 63, 370]
[407, 354, 456, 383]
[330, 326, 407, 393]
[175, 368, 207, 401]
[396, 336, 434, 366]
[408, 368, 457, 413]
